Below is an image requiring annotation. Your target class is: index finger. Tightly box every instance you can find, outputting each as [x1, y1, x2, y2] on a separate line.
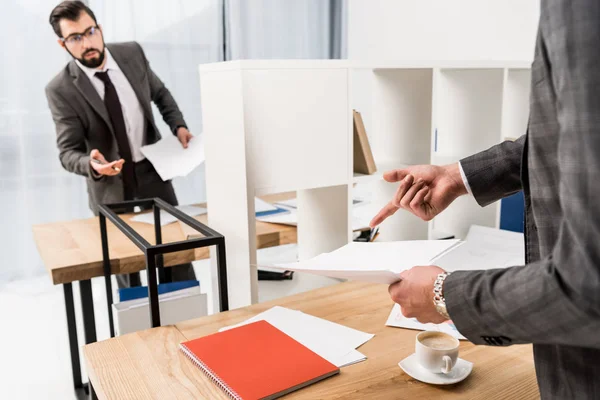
[369, 201, 399, 228]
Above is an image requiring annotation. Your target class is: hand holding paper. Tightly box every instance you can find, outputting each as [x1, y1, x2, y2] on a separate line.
[176, 127, 194, 148]
[388, 265, 449, 324]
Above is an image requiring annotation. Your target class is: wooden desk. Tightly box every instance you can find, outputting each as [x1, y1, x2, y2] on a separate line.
[32, 194, 296, 399]
[84, 281, 539, 400]
[33, 198, 296, 285]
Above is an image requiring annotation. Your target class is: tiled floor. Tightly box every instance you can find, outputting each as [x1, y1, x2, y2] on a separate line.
[0, 245, 339, 400]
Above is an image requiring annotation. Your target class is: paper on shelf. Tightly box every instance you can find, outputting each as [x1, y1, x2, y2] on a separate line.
[257, 208, 371, 231]
[220, 306, 374, 368]
[273, 240, 463, 285]
[275, 198, 366, 209]
[130, 205, 207, 226]
[141, 134, 205, 181]
[385, 304, 467, 340]
[255, 197, 279, 213]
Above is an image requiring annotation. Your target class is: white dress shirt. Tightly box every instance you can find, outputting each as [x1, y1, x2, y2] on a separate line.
[458, 162, 473, 195]
[76, 49, 146, 162]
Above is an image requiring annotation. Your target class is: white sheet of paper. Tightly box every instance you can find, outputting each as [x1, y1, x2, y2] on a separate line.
[335, 349, 367, 367]
[385, 304, 467, 340]
[130, 205, 207, 226]
[435, 225, 525, 271]
[275, 198, 366, 210]
[274, 240, 463, 284]
[141, 134, 205, 181]
[220, 306, 374, 367]
[255, 198, 278, 213]
[257, 208, 371, 231]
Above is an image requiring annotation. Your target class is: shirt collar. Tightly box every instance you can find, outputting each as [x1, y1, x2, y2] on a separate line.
[75, 48, 119, 79]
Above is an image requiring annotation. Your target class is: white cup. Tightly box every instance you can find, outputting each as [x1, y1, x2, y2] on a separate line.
[415, 331, 459, 374]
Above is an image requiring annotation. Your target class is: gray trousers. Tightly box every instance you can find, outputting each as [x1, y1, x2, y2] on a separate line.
[116, 159, 196, 288]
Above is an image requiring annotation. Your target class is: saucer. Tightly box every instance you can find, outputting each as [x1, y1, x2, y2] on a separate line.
[398, 353, 473, 385]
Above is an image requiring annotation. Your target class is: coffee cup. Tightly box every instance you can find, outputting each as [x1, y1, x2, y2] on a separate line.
[415, 331, 459, 374]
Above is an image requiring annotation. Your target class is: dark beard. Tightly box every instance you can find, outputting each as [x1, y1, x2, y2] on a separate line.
[72, 46, 106, 68]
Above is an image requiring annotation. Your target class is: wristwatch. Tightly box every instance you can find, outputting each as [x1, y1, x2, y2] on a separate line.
[433, 272, 452, 320]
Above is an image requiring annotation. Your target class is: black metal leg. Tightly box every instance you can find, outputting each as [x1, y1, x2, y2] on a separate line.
[216, 242, 229, 312]
[154, 206, 172, 284]
[128, 272, 141, 287]
[99, 215, 115, 338]
[64, 283, 83, 389]
[64, 283, 96, 400]
[79, 280, 98, 399]
[146, 254, 161, 327]
[79, 280, 97, 343]
[89, 381, 98, 400]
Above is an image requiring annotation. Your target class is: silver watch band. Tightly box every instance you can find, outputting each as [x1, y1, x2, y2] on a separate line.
[433, 272, 452, 319]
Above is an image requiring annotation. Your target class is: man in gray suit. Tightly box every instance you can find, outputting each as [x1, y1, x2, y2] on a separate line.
[372, 2, 600, 398]
[45, 1, 195, 287]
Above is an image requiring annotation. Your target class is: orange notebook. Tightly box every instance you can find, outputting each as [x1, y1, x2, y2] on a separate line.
[180, 320, 339, 400]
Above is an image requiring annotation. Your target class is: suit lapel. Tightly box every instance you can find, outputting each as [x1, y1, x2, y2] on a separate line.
[108, 45, 154, 122]
[69, 62, 114, 135]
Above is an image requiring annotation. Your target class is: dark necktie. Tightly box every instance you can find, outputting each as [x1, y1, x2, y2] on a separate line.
[95, 71, 135, 200]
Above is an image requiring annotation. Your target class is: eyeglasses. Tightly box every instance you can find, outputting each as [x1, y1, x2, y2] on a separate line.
[62, 26, 101, 46]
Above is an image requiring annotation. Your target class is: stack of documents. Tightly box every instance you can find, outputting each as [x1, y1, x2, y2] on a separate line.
[273, 240, 463, 284]
[113, 285, 207, 336]
[220, 306, 374, 368]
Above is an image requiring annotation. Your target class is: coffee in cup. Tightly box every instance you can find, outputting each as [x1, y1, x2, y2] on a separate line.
[415, 331, 459, 374]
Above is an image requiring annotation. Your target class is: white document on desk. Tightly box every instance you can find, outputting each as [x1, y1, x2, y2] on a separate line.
[435, 225, 525, 272]
[385, 303, 467, 340]
[274, 240, 463, 285]
[220, 306, 374, 368]
[255, 197, 279, 213]
[141, 134, 205, 181]
[130, 205, 207, 226]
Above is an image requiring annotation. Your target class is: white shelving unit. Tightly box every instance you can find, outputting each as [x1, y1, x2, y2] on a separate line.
[199, 60, 531, 308]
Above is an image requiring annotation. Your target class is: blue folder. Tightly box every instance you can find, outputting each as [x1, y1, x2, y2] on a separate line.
[500, 191, 525, 233]
[118, 279, 200, 302]
[255, 207, 289, 218]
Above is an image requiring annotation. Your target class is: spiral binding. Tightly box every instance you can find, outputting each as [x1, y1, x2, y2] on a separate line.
[180, 344, 242, 400]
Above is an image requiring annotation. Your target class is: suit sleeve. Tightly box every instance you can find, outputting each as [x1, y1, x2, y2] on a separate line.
[136, 43, 188, 134]
[443, 4, 600, 349]
[45, 85, 94, 178]
[459, 136, 525, 207]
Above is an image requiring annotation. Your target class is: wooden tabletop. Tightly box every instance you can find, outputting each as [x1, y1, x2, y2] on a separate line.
[33, 194, 297, 285]
[84, 281, 539, 400]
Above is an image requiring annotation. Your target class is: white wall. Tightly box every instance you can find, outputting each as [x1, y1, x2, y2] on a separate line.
[348, 0, 540, 62]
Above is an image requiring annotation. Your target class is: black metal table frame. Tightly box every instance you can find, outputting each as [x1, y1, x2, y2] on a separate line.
[62, 198, 228, 399]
